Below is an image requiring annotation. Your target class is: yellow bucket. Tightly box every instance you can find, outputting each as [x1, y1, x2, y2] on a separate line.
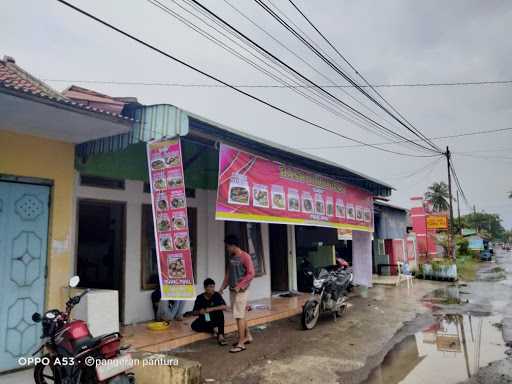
[146, 321, 171, 331]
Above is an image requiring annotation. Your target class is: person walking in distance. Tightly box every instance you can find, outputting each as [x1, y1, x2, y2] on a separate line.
[219, 234, 255, 353]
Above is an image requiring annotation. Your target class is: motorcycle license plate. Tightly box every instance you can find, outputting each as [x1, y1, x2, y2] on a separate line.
[95, 353, 134, 381]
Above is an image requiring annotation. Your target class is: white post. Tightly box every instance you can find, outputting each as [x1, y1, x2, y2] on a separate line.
[352, 230, 373, 288]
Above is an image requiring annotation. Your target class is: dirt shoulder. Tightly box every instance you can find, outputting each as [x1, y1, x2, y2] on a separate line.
[171, 281, 441, 384]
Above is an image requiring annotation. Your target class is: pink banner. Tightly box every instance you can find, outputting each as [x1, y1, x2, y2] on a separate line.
[147, 138, 195, 300]
[216, 144, 374, 231]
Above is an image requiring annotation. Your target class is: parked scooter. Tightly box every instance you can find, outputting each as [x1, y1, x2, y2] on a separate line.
[31, 276, 135, 384]
[301, 267, 353, 330]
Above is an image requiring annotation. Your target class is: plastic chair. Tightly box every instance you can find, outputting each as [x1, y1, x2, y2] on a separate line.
[397, 262, 414, 288]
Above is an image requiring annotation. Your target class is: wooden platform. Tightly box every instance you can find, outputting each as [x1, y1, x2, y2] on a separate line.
[122, 294, 309, 353]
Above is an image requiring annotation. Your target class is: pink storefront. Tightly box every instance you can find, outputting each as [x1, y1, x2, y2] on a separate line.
[410, 196, 438, 259]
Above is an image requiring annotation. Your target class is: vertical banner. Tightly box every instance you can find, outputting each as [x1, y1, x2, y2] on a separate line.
[147, 138, 195, 300]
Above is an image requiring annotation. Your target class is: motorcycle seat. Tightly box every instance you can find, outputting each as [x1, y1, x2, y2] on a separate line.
[73, 333, 119, 356]
[336, 274, 352, 287]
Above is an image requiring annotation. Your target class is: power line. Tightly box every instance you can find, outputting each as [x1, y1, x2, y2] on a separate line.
[300, 127, 512, 150]
[285, 0, 442, 153]
[220, 0, 399, 128]
[456, 153, 512, 161]
[449, 154, 470, 208]
[157, 0, 402, 145]
[146, 0, 410, 149]
[388, 157, 443, 180]
[43, 78, 512, 88]
[455, 146, 512, 154]
[145, 0, 359, 127]
[189, 0, 440, 154]
[56, 0, 439, 158]
[254, 0, 442, 154]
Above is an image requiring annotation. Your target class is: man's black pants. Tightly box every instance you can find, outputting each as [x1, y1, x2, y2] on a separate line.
[191, 312, 224, 335]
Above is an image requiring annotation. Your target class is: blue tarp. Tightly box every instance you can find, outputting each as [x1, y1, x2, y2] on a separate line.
[468, 237, 484, 251]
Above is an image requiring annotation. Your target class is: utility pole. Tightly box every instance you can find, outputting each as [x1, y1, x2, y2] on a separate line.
[457, 189, 461, 234]
[446, 146, 455, 260]
[473, 205, 478, 232]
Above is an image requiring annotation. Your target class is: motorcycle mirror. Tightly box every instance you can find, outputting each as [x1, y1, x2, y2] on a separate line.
[69, 275, 80, 288]
[32, 313, 42, 323]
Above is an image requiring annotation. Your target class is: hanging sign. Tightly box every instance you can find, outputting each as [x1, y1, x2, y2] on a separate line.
[426, 215, 448, 230]
[147, 138, 195, 300]
[216, 144, 374, 231]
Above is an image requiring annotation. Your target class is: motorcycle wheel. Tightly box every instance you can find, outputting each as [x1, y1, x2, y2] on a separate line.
[301, 300, 320, 330]
[34, 359, 60, 384]
[336, 304, 347, 317]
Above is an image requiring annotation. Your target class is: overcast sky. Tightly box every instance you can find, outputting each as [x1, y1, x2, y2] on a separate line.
[2, 0, 511, 228]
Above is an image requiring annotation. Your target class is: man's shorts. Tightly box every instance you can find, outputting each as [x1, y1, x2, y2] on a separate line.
[230, 289, 249, 319]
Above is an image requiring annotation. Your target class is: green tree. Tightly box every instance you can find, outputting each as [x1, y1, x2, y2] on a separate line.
[425, 182, 450, 212]
[460, 212, 506, 241]
[455, 235, 469, 256]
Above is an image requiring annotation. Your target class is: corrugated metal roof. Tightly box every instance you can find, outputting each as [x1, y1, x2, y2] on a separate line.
[77, 103, 393, 196]
[186, 112, 392, 196]
[374, 201, 408, 212]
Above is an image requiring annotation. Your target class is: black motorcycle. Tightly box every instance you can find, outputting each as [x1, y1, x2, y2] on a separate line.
[301, 268, 353, 330]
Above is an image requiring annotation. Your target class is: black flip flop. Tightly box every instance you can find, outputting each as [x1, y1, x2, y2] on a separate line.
[229, 346, 246, 353]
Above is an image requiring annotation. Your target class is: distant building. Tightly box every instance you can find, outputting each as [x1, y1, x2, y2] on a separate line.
[373, 201, 417, 274]
[410, 196, 438, 259]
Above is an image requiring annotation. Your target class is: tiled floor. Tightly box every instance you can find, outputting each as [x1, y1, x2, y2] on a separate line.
[122, 294, 310, 353]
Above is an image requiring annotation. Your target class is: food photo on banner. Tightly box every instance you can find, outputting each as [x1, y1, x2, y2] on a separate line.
[215, 144, 374, 231]
[147, 138, 195, 300]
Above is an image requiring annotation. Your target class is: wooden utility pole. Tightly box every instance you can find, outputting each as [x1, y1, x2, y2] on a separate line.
[446, 146, 455, 259]
[457, 189, 461, 233]
[473, 205, 478, 232]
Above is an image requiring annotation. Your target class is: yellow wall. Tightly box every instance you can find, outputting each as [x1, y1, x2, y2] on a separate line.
[0, 130, 75, 309]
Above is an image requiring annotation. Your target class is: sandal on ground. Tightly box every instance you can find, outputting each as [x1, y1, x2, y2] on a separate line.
[229, 346, 246, 353]
[232, 339, 252, 346]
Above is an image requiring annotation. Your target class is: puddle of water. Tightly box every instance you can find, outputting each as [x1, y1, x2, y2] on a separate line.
[362, 314, 506, 384]
[422, 286, 465, 305]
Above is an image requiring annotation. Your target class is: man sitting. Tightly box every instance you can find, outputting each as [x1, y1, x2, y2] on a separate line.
[151, 288, 184, 322]
[191, 278, 227, 345]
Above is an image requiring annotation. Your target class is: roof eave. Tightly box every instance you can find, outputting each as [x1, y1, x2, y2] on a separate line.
[0, 83, 134, 125]
[186, 111, 393, 196]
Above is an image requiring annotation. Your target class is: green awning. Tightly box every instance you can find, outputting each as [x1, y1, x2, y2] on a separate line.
[76, 104, 188, 158]
[76, 140, 219, 190]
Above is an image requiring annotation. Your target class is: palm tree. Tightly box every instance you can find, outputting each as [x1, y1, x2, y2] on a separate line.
[425, 182, 450, 212]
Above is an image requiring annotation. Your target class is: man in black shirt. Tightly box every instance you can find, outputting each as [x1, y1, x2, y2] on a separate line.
[191, 278, 227, 345]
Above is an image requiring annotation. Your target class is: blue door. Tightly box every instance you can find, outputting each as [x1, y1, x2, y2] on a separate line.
[0, 181, 50, 372]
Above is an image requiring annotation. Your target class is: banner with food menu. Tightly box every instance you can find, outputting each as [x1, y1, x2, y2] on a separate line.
[147, 138, 195, 300]
[216, 144, 374, 231]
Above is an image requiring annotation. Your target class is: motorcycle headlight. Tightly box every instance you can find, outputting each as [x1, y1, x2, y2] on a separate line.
[45, 311, 56, 320]
[313, 279, 324, 289]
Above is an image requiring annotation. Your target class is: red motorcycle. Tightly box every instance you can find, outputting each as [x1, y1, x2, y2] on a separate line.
[31, 276, 135, 384]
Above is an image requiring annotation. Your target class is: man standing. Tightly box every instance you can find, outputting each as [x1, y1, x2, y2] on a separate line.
[219, 234, 255, 353]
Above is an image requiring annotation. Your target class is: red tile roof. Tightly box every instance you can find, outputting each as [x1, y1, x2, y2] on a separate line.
[0, 55, 135, 122]
[63, 85, 126, 115]
[0, 55, 64, 99]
